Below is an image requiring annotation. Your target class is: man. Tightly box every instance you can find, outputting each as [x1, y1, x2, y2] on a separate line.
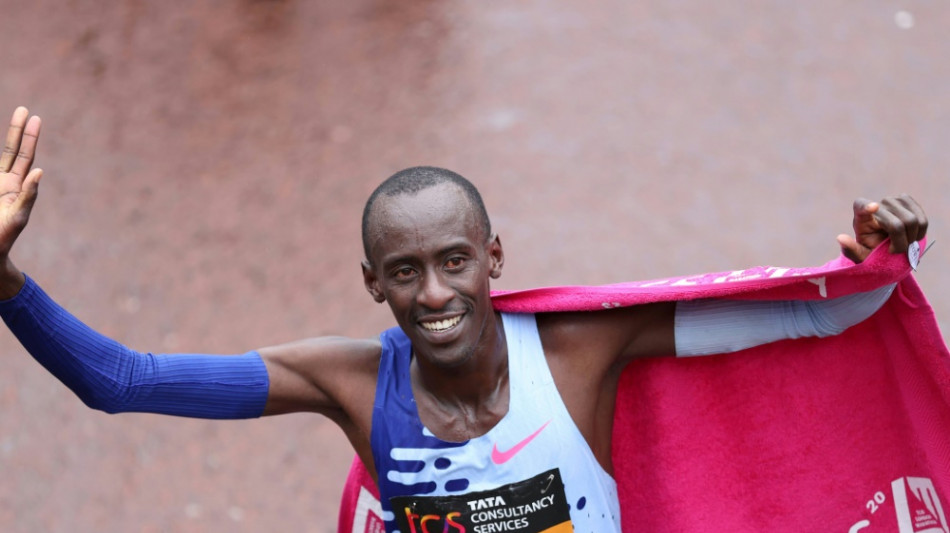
[0, 106, 928, 531]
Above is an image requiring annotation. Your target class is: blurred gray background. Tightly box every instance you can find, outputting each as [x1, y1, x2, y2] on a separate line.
[1, 1, 947, 531]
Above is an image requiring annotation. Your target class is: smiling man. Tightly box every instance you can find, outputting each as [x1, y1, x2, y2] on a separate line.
[361, 175, 505, 373]
[0, 107, 929, 532]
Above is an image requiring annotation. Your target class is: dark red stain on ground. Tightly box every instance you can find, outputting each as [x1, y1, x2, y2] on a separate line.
[1, 2, 948, 532]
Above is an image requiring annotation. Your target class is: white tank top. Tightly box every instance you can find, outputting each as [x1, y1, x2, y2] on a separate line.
[371, 313, 622, 532]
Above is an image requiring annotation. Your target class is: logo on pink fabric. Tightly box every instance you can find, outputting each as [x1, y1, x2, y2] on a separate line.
[848, 477, 947, 533]
[891, 477, 948, 533]
[351, 486, 385, 533]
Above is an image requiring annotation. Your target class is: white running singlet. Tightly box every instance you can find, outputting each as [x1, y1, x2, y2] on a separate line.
[371, 313, 622, 533]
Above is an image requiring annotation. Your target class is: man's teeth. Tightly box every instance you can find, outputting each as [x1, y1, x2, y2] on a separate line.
[421, 316, 462, 332]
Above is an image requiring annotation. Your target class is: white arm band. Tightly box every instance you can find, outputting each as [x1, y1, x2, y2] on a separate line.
[674, 283, 896, 357]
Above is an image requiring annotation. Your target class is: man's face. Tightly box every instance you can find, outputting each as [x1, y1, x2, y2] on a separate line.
[362, 183, 504, 368]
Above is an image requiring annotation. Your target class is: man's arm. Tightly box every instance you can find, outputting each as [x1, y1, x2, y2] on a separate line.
[1, 275, 379, 418]
[672, 283, 896, 357]
[1, 276, 270, 418]
[0, 107, 373, 421]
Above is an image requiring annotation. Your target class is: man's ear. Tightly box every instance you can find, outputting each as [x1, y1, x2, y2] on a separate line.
[488, 233, 504, 279]
[361, 260, 387, 303]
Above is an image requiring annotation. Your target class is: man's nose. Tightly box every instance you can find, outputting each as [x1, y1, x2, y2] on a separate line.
[417, 269, 454, 310]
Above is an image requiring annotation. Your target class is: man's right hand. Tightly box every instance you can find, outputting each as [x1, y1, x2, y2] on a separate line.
[836, 195, 928, 264]
[0, 106, 43, 297]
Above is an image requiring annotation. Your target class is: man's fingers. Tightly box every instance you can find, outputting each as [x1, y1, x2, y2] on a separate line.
[879, 196, 927, 253]
[872, 204, 911, 253]
[12, 168, 42, 213]
[0, 107, 29, 173]
[853, 197, 879, 216]
[892, 193, 928, 243]
[9, 116, 41, 178]
[852, 197, 882, 231]
[849, 193, 927, 262]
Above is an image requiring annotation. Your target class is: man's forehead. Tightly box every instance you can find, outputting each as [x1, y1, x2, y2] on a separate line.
[370, 183, 475, 228]
[366, 185, 481, 258]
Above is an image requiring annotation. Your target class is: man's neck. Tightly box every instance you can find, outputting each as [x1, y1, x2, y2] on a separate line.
[410, 313, 510, 440]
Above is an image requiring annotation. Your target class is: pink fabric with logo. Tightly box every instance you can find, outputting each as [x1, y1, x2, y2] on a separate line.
[339, 242, 950, 532]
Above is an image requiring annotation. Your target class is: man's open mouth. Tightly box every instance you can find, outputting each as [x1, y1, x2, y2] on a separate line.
[420, 315, 463, 333]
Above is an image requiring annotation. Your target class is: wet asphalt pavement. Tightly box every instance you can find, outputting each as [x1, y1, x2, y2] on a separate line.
[1, 1, 948, 531]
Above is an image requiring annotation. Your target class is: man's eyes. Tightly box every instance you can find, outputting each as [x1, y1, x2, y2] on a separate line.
[444, 257, 466, 269]
[389, 257, 467, 279]
[393, 267, 416, 279]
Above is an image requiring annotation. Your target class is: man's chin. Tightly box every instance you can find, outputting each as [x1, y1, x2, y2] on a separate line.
[410, 337, 478, 370]
[420, 347, 477, 370]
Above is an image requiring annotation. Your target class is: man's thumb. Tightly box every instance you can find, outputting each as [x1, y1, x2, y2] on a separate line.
[837, 233, 863, 263]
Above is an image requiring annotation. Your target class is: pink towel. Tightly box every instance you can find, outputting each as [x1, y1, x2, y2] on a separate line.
[339, 242, 950, 533]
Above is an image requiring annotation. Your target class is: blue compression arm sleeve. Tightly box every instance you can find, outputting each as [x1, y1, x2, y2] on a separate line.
[0, 275, 269, 419]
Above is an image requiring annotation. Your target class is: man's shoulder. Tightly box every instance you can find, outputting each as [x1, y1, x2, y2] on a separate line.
[259, 334, 385, 377]
[534, 302, 675, 360]
[315, 335, 386, 369]
[534, 308, 629, 344]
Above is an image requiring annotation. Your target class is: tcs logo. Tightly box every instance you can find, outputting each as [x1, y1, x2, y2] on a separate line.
[403, 508, 465, 533]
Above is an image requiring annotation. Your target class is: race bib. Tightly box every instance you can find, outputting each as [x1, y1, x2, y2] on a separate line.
[390, 468, 573, 532]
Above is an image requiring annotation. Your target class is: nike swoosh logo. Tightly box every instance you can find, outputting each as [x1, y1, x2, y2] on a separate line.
[491, 420, 551, 465]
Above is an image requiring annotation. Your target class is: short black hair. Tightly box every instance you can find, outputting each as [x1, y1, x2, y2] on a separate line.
[361, 166, 492, 261]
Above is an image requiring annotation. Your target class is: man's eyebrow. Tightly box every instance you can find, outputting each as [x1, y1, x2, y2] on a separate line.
[379, 241, 475, 269]
[437, 241, 476, 256]
[380, 254, 417, 270]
